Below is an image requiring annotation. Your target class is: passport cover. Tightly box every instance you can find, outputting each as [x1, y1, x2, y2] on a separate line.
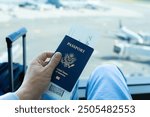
[51, 35, 94, 92]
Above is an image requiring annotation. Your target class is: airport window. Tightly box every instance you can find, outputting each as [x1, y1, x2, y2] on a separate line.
[0, 0, 150, 99]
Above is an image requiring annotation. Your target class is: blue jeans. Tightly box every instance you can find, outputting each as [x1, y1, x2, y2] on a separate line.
[42, 65, 132, 100]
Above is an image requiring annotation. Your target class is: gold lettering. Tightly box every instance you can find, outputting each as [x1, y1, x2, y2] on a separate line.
[67, 42, 85, 53]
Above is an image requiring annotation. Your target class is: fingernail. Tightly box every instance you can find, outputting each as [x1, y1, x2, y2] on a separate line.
[54, 52, 62, 57]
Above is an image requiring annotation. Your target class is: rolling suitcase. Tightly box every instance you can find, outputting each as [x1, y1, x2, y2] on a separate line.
[6, 27, 27, 92]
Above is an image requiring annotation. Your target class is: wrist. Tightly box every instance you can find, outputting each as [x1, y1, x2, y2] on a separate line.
[16, 86, 41, 100]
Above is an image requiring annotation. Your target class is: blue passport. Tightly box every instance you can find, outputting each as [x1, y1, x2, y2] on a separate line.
[51, 35, 94, 92]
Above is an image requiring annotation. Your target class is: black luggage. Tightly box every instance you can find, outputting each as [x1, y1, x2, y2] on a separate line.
[0, 28, 27, 95]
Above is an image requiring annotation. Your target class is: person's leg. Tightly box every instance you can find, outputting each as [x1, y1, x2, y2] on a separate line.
[86, 64, 132, 100]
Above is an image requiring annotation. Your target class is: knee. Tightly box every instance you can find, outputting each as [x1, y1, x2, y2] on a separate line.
[91, 64, 119, 77]
[88, 64, 126, 84]
[86, 64, 131, 100]
[93, 64, 118, 74]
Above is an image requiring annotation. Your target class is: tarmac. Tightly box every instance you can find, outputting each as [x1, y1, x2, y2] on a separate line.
[0, 0, 150, 80]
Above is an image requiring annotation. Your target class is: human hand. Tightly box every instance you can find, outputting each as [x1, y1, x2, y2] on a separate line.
[16, 52, 62, 100]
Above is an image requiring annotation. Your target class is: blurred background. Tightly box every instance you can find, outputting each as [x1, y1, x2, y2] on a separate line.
[0, 0, 150, 94]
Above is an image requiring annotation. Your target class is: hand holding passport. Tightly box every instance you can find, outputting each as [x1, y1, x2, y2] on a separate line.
[47, 35, 94, 99]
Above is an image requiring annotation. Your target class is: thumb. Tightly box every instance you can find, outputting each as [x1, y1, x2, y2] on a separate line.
[45, 52, 62, 75]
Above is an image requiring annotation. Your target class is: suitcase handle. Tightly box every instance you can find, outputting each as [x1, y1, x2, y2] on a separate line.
[6, 28, 27, 44]
[6, 27, 27, 92]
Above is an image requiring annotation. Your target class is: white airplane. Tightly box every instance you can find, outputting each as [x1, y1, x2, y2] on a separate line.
[114, 21, 150, 60]
[116, 21, 150, 46]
